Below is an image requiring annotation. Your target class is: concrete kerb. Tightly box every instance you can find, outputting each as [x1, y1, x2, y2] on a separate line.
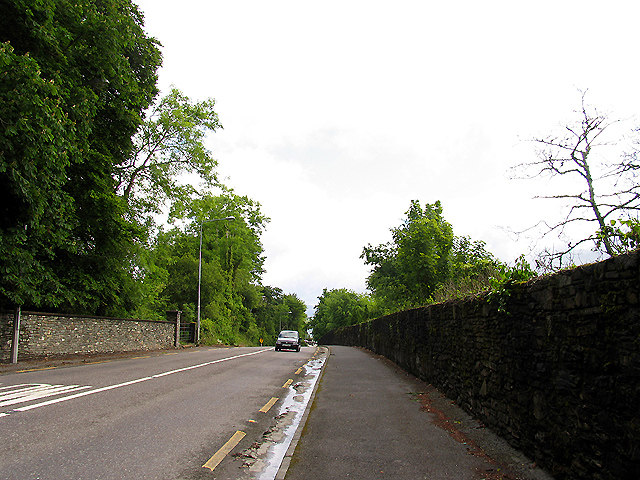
[274, 345, 330, 480]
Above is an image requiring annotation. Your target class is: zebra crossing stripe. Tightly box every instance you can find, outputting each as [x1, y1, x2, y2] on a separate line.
[0, 384, 92, 408]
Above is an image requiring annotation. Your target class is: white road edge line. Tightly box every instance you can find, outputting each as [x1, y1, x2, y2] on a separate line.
[8, 348, 272, 414]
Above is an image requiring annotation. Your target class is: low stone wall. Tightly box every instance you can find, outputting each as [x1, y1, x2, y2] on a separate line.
[0, 311, 179, 362]
[320, 251, 640, 480]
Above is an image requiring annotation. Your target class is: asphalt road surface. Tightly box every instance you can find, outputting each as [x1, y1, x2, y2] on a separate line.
[0, 346, 318, 480]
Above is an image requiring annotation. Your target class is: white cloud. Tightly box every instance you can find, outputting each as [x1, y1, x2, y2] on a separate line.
[136, 0, 640, 313]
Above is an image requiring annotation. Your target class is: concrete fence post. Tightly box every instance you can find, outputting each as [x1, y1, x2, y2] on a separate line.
[167, 310, 182, 347]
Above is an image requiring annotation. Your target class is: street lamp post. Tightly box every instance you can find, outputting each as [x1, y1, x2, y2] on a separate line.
[197, 216, 235, 344]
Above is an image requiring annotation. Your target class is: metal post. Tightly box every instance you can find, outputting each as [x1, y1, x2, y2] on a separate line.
[196, 222, 204, 345]
[11, 306, 21, 364]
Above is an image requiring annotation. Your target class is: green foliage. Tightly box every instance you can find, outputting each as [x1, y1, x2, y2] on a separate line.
[596, 219, 640, 256]
[0, 0, 162, 313]
[310, 288, 373, 340]
[362, 200, 454, 311]
[487, 254, 537, 312]
[282, 293, 308, 339]
[431, 266, 498, 304]
[0, 41, 74, 306]
[133, 191, 306, 345]
[0, 0, 307, 347]
[115, 87, 222, 218]
[251, 287, 307, 342]
[432, 236, 502, 303]
[253, 286, 287, 340]
[361, 200, 501, 313]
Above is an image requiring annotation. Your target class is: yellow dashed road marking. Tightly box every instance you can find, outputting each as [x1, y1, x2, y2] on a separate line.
[202, 431, 246, 471]
[259, 397, 279, 413]
[282, 379, 293, 388]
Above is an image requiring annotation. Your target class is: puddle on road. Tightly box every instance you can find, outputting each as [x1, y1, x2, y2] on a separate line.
[239, 350, 327, 480]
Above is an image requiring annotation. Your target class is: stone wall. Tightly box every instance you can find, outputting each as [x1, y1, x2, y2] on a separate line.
[0, 311, 179, 362]
[320, 251, 640, 480]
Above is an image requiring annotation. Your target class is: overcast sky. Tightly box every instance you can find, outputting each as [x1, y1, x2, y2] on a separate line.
[134, 0, 640, 314]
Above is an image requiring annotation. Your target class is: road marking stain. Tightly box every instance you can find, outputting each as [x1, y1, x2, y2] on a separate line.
[15, 366, 57, 373]
[202, 430, 246, 471]
[259, 397, 279, 413]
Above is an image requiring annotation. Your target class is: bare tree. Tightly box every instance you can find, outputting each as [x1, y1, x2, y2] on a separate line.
[512, 91, 640, 271]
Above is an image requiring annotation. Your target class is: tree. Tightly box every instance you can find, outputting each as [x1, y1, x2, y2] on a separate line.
[361, 200, 505, 312]
[253, 286, 287, 339]
[115, 88, 222, 219]
[138, 191, 272, 344]
[512, 91, 640, 271]
[252, 287, 307, 342]
[361, 200, 454, 311]
[283, 294, 307, 335]
[310, 288, 372, 340]
[0, 42, 75, 307]
[0, 0, 162, 312]
[432, 236, 503, 303]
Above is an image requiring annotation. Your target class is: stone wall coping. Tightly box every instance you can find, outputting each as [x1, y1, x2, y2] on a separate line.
[0, 310, 173, 325]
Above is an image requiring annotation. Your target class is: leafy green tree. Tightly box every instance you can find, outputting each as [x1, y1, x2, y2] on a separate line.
[253, 286, 287, 340]
[361, 200, 505, 312]
[0, 42, 75, 307]
[448, 236, 499, 281]
[252, 287, 307, 343]
[0, 0, 161, 313]
[362, 200, 454, 311]
[115, 88, 222, 218]
[282, 293, 307, 337]
[310, 288, 372, 340]
[431, 236, 503, 303]
[139, 191, 271, 344]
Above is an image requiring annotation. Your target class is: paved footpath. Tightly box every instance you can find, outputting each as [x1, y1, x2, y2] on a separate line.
[285, 346, 553, 480]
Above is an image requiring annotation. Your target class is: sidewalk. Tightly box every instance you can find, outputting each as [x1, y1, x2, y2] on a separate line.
[285, 346, 552, 480]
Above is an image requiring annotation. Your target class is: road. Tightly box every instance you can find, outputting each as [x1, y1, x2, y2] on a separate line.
[0, 346, 322, 480]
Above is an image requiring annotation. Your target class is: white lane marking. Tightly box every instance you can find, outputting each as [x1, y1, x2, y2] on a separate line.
[150, 348, 271, 378]
[4, 348, 272, 415]
[0, 384, 91, 407]
[15, 376, 152, 412]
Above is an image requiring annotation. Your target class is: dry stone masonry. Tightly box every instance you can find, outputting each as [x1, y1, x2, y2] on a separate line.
[320, 251, 640, 480]
[1, 311, 179, 361]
